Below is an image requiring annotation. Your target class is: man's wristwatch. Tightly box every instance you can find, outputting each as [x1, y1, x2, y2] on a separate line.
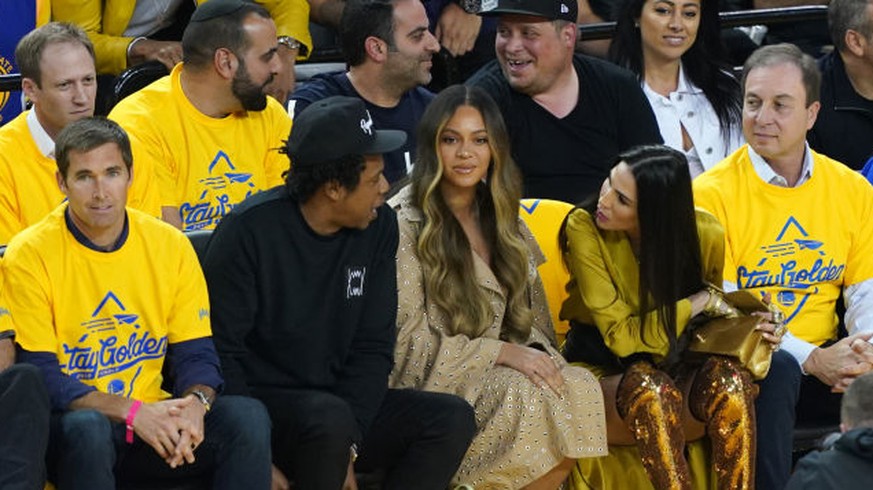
[190, 389, 212, 412]
[277, 35, 306, 56]
[0, 330, 15, 342]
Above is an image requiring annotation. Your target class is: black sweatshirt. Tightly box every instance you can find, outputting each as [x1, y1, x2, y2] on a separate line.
[203, 186, 398, 441]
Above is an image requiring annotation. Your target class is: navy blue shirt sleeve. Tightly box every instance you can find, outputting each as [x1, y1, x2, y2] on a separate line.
[17, 348, 96, 411]
[167, 337, 224, 396]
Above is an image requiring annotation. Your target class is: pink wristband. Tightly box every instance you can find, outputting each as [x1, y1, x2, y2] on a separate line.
[125, 400, 143, 444]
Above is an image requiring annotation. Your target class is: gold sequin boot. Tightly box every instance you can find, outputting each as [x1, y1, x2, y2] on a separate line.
[690, 356, 757, 490]
[616, 361, 691, 490]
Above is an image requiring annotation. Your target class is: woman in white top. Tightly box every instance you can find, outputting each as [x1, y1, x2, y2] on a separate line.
[610, 0, 743, 178]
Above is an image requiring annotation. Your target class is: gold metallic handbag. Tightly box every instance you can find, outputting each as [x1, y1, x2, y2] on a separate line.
[688, 290, 779, 380]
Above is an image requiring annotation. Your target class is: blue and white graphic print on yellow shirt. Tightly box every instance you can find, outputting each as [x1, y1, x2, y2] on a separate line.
[109, 64, 292, 231]
[4, 206, 211, 402]
[694, 146, 873, 346]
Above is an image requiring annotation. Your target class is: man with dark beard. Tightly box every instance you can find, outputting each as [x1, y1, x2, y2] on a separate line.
[109, 0, 292, 231]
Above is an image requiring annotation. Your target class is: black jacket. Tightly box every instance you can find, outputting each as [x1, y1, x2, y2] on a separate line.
[786, 427, 873, 489]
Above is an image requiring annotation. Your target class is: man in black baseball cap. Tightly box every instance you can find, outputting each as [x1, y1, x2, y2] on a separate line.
[478, 0, 577, 21]
[205, 95, 475, 490]
[466, 0, 662, 205]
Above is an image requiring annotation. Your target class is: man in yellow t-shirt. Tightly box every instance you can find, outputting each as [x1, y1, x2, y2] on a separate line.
[3, 117, 270, 488]
[109, 0, 292, 232]
[694, 43, 873, 490]
[0, 22, 160, 246]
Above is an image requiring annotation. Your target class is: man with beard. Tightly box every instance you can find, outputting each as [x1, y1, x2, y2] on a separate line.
[291, 0, 439, 184]
[109, 0, 292, 231]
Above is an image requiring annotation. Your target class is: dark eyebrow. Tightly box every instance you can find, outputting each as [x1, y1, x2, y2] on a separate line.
[262, 46, 278, 60]
[607, 173, 635, 204]
[407, 26, 428, 38]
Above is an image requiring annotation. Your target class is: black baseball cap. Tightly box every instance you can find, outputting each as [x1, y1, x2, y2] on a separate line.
[478, 0, 577, 22]
[287, 96, 407, 167]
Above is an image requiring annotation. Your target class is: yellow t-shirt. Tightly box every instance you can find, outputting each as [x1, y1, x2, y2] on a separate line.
[109, 64, 292, 230]
[694, 146, 873, 345]
[3, 206, 211, 402]
[0, 110, 161, 245]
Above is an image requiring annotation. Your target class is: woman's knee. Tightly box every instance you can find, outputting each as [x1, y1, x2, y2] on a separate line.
[616, 362, 683, 419]
[690, 356, 757, 423]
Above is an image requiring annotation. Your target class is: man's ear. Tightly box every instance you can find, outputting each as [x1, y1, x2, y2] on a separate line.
[561, 22, 576, 48]
[364, 36, 388, 62]
[323, 179, 345, 202]
[56, 170, 68, 195]
[806, 100, 821, 130]
[21, 77, 38, 103]
[214, 48, 238, 79]
[845, 29, 867, 58]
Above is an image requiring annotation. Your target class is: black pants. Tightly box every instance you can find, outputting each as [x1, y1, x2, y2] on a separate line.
[755, 350, 842, 490]
[255, 387, 476, 490]
[0, 364, 50, 490]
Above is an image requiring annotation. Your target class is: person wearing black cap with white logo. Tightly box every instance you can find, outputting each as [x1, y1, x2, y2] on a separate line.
[466, 0, 663, 205]
[204, 96, 476, 490]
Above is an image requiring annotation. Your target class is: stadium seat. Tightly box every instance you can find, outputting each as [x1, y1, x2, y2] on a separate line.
[519, 198, 574, 344]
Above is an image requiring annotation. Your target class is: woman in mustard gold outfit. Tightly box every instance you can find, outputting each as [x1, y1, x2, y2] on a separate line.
[560, 145, 773, 490]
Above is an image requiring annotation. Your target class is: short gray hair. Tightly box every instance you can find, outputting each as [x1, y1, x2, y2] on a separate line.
[742, 43, 821, 107]
[829, 0, 873, 53]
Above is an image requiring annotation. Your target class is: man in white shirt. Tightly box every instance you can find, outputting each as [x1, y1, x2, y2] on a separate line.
[0, 22, 159, 246]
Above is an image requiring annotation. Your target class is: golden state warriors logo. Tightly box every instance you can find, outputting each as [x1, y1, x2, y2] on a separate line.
[0, 55, 14, 125]
[62, 291, 167, 397]
[180, 150, 255, 230]
[736, 216, 845, 325]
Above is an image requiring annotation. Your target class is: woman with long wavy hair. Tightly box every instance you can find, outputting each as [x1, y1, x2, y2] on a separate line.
[388, 84, 607, 489]
[610, 0, 742, 178]
[560, 145, 776, 489]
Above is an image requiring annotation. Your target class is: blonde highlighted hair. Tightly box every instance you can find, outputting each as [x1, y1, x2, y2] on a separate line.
[411, 85, 532, 343]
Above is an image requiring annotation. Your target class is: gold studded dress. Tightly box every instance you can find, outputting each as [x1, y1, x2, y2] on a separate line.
[388, 187, 607, 489]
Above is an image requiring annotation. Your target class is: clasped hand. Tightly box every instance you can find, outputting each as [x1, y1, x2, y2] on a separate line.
[803, 332, 873, 392]
[131, 395, 207, 468]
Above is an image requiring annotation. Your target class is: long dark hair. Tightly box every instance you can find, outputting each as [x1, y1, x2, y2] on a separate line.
[411, 85, 532, 343]
[560, 145, 704, 360]
[609, 0, 741, 148]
